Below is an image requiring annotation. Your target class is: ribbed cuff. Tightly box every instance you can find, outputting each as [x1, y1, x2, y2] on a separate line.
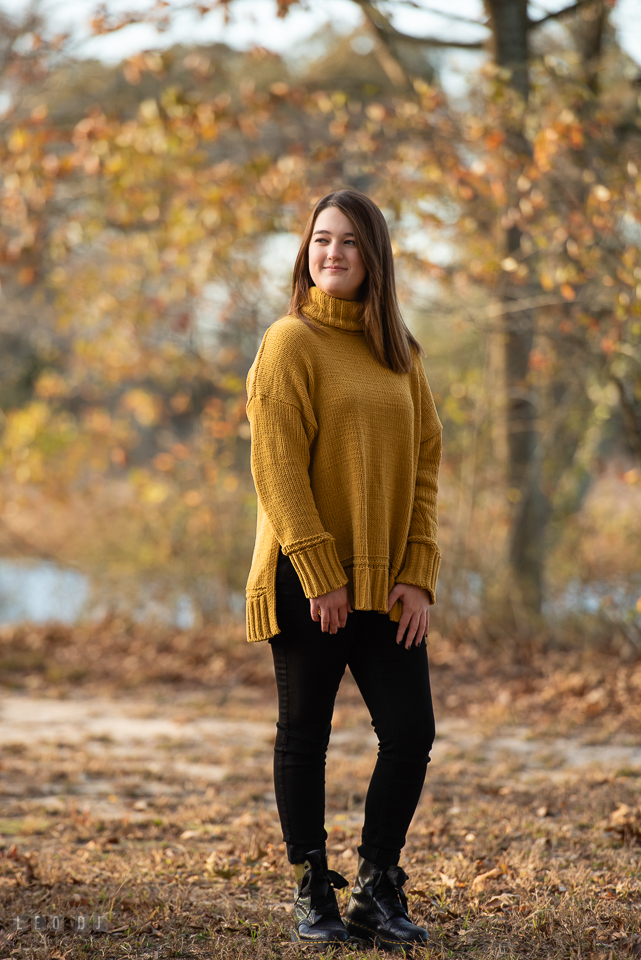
[286, 537, 348, 599]
[397, 541, 441, 604]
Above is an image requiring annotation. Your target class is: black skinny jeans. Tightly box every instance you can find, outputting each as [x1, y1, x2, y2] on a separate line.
[270, 550, 435, 869]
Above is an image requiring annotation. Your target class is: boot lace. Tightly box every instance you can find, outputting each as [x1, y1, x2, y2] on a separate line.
[299, 861, 349, 918]
[376, 865, 410, 918]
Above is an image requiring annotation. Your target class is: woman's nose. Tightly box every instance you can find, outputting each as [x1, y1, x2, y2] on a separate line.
[327, 245, 343, 259]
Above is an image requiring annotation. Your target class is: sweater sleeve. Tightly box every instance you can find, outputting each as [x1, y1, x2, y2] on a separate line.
[396, 361, 442, 604]
[246, 322, 349, 599]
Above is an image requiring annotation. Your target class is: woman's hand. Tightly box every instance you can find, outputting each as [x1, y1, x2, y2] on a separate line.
[310, 586, 353, 634]
[387, 583, 431, 649]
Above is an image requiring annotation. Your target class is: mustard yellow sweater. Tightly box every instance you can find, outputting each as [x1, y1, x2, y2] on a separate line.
[245, 286, 442, 643]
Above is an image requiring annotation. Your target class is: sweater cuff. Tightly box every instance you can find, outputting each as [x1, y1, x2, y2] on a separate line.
[286, 537, 348, 599]
[397, 541, 441, 604]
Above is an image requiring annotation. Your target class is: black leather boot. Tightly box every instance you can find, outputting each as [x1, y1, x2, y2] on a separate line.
[291, 850, 351, 944]
[345, 857, 428, 951]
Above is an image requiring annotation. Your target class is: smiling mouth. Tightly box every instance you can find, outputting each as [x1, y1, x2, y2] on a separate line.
[325, 266, 347, 271]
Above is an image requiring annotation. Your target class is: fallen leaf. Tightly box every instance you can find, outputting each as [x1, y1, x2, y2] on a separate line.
[471, 866, 505, 889]
[608, 804, 641, 842]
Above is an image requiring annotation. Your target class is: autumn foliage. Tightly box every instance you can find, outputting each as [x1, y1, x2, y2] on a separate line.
[0, 1, 639, 633]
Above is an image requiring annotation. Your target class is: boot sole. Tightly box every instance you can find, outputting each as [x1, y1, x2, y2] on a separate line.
[346, 920, 427, 953]
[290, 927, 352, 945]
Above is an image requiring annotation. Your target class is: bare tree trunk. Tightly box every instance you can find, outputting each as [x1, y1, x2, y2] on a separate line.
[485, 0, 545, 621]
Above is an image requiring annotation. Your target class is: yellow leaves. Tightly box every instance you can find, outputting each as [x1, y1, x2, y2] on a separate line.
[8, 130, 27, 153]
[540, 272, 555, 292]
[35, 371, 68, 399]
[560, 283, 576, 301]
[314, 92, 334, 115]
[130, 468, 170, 506]
[104, 153, 123, 174]
[1, 402, 81, 486]
[115, 121, 137, 148]
[566, 238, 580, 260]
[95, 292, 119, 312]
[366, 103, 386, 123]
[122, 390, 161, 427]
[462, 117, 484, 141]
[3, 402, 51, 450]
[500, 257, 519, 272]
[141, 480, 170, 505]
[65, 221, 83, 246]
[519, 196, 533, 218]
[592, 184, 611, 203]
[143, 205, 160, 222]
[3, 172, 20, 191]
[139, 99, 160, 122]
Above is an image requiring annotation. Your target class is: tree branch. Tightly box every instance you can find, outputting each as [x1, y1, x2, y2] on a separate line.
[354, 0, 485, 49]
[375, 0, 489, 28]
[527, 0, 602, 28]
[611, 373, 641, 461]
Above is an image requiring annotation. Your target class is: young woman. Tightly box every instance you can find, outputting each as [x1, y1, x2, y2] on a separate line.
[245, 189, 442, 949]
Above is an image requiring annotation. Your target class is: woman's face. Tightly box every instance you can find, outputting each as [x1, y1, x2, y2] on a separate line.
[308, 206, 367, 301]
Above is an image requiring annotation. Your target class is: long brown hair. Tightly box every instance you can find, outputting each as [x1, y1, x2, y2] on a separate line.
[288, 190, 422, 374]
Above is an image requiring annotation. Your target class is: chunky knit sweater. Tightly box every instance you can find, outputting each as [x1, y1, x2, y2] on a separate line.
[245, 286, 442, 643]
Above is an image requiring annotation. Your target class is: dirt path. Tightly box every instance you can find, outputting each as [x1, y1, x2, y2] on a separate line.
[3, 691, 640, 825]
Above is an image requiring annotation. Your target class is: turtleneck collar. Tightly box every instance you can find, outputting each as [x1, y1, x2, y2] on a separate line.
[301, 286, 364, 332]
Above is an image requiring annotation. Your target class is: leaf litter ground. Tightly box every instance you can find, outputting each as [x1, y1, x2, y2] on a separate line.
[0, 622, 640, 959]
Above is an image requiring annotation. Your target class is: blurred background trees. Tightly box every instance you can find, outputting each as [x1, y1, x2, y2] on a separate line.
[0, 0, 639, 643]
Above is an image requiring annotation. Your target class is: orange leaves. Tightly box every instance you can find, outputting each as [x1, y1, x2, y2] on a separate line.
[153, 452, 175, 472]
[17, 266, 35, 284]
[528, 349, 552, 374]
[276, 0, 300, 16]
[484, 131, 504, 150]
[123, 52, 165, 85]
[121, 390, 162, 427]
[34, 371, 68, 400]
[490, 179, 507, 205]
